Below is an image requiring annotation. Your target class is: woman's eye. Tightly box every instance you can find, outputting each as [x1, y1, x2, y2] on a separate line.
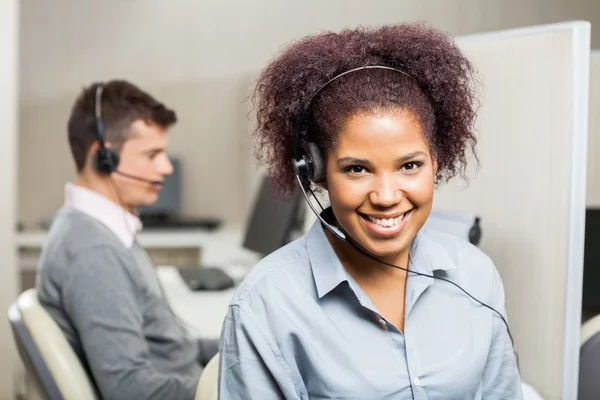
[344, 165, 366, 174]
[402, 161, 423, 171]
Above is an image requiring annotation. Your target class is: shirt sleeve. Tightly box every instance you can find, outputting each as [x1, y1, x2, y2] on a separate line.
[62, 246, 198, 400]
[218, 303, 303, 400]
[481, 266, 524, 399]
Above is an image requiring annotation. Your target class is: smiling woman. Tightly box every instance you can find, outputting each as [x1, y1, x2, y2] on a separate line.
[218, 23, 523, 400]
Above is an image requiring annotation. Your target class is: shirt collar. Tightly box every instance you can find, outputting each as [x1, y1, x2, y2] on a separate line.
[408, 227, 457, 276]
[306, 219, 350, 299]
[64, 182, 142, 248]
[306, 212, 457, 299]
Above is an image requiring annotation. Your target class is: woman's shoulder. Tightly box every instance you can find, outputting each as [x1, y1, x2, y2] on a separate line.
[420, 227, 500, 294]
[229, 235, 316, 307]
[422, 227, 494, 267]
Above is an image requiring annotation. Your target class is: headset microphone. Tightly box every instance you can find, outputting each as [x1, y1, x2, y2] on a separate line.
[114, 170, 164, 186]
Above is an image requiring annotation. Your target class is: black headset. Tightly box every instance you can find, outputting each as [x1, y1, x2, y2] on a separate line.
[93, 85, 121, 174]
[290, 65, 517, 351]
[93, 84, 162, 185]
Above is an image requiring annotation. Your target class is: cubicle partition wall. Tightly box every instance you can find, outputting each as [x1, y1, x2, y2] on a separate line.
[431, 22, 590, 399]
[1, 1, 20, 398]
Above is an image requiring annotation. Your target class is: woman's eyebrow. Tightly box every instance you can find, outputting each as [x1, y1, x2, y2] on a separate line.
[336, 157, 371, 167]
[396, 151, 426, 163]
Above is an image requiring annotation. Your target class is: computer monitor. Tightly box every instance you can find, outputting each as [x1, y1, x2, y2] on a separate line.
[582, 208, 600, 310]
[139, 157, 181, 216]
[242, 176, 304, 256]
[176, 176, 303, 289]
[138, 158, 222, 230]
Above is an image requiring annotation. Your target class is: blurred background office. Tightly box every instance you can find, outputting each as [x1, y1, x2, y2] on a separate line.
[15, 0, 600, 230]
[3, 1, 600, 399]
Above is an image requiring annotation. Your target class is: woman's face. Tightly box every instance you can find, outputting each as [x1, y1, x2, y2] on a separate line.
[325, 109, 436, 263]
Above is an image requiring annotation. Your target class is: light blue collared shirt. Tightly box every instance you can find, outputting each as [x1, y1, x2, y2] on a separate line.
[218, 219, 522, 399]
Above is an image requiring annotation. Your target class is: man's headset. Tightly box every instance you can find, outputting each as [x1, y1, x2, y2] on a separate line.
[290, 65, 516, 350]
[93, 84, 163, 185]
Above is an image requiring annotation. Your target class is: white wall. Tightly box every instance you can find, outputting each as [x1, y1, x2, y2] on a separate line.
[17, 0, 600, 228]
[1, 1, 20, 398]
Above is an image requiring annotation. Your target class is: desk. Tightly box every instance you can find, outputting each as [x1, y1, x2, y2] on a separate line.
[157, 266, 240, 339]
[154, 228, 259, 339]
[16, 223, 251, 270]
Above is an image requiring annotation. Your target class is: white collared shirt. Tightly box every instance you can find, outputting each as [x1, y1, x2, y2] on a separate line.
[64, 182, 142, 248]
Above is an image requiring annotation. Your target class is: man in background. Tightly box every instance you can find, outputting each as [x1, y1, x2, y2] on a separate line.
[36, 80, 217, 400]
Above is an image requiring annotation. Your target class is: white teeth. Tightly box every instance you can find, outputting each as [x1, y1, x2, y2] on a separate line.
[367, 213, 406, 228]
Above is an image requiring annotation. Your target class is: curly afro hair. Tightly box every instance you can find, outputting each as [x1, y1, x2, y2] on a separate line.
[252, 22, 479, 196]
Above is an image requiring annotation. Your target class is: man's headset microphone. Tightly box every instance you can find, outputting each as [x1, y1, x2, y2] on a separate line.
[290, 66, 518, 358]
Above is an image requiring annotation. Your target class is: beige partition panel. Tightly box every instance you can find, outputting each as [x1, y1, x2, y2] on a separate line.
[432, 22, 590, 399]
[588, 51, 600, 207]
[0, 0, 20, 399]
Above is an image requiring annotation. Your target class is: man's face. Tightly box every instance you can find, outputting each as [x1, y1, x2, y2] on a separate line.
[110, 119, 173, 210]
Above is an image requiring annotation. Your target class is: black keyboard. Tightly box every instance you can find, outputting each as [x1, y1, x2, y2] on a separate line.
[176, 266, 235, 291]
[140, 213, 222, 231]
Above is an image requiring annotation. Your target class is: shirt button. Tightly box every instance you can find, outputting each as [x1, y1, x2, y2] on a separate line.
[414, 377, 421, 386]
[378, 318, 386, 325]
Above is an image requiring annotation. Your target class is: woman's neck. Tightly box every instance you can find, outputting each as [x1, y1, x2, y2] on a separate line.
[324, 228, 410, 289]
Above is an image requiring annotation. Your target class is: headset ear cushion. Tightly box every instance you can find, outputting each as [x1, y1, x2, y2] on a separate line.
[306, 142, 325, 183]
[94, 147, 120, 174]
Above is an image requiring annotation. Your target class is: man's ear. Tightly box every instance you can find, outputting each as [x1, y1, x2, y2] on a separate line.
[89, 141, 100, 153]
[87, 141, 100, 162]
[86, 141, 115, 169]
[88, 140, 113, 154]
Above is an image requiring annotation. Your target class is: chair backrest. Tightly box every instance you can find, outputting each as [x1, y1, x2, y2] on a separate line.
[8, 289, 98, 400]
[579, 313, 600, 399]
[195, 353, 219, 400]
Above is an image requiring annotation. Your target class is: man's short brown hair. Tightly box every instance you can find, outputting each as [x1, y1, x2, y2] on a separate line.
[67, 80, 177, 172]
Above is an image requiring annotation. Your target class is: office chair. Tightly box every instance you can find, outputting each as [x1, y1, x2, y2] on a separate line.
[195, 353, 219, 400]
[579, 313, 600, 399]
[8, 289, 98, 400]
